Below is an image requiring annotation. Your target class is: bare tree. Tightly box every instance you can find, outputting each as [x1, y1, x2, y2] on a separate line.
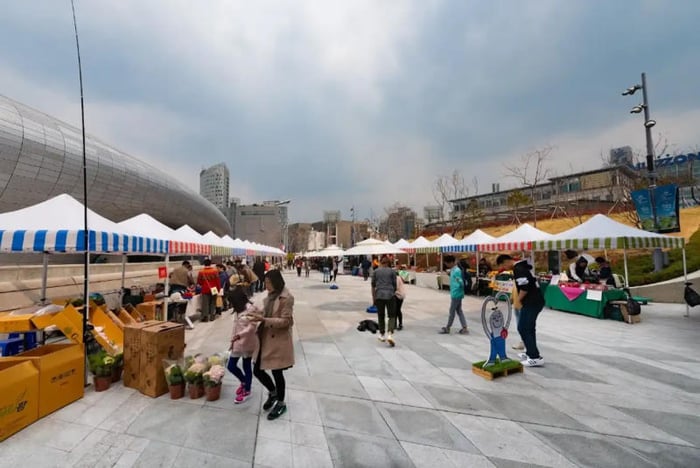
[506, 190, 531, 225]
[503, 145, 554, 226]
[432, 170, 476, 236]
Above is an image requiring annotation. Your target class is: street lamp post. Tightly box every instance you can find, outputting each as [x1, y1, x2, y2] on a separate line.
[623, 72, 663, 271]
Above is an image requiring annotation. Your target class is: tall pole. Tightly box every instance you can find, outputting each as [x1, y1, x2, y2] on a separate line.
[71, 0, 89, 383]
[641, 73, 656, 187]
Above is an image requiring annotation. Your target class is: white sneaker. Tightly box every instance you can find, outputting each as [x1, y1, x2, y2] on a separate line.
[386, 333, 395, 347]
[521, 357, 544, 367]
[378, 333, 386, 342]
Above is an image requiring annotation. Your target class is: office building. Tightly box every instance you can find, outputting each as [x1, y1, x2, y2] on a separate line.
[199, 163, 230, 211]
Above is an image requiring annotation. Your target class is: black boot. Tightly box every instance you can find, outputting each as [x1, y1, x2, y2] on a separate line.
[267, 401, 287, 420]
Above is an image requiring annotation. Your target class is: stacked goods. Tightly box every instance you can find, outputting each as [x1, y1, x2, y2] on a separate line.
[0, 360, 39, 442]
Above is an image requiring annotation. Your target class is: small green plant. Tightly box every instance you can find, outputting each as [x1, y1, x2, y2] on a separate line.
[88, 351, 114, 377]
[165, 364, 184, 386]
[184, 363, 207, 385]
[112, 352, 124, 368]
[203, 365, 225, 387]
[473, 359, 522, 373]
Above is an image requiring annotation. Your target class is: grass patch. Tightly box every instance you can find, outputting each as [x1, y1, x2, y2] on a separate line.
[472, 359, 522, 373]
[626, 229, 700, 286]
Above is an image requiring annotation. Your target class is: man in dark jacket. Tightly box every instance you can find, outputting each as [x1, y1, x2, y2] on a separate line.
[371, 256, 398, 347]
[253, 258, 266, 292]
[507, 257, 545, 367]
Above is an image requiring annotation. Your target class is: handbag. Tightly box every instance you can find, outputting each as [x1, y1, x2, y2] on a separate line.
[684, 285, 700, 307]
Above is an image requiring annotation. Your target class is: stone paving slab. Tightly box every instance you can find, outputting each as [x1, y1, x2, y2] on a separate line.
[1, 270, 699, 467]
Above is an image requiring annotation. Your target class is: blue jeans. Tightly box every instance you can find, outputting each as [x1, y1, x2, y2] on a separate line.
[322, 267, 330, 282]
[227, 356, 253, 391]
[517, 304, 542, 359]
[447, 297, 467, 328]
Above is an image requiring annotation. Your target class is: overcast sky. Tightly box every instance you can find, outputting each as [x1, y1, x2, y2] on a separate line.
[1, 1, 699, 223]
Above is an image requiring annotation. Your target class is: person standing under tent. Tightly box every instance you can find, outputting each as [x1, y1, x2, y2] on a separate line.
[304, 258, 310, 277]
[372, 256, 398, 346]
[169, 260, 194, 295]
[361, 257, 371, 281]
[332, 257, 340, 282]
[249, 269, 295, 421]
[499, 255, 545, 367]
[196, 259, 221, 323]
[216, 263, 230, 315]
[253, 258, 266, 293]
[438, 255, 468, 335]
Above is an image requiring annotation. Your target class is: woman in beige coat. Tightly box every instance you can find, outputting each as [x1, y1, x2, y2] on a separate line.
[250, 269, 295, 420]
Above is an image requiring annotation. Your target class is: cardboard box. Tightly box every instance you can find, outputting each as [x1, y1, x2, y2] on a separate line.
[89, 307, 124, 351]
[123, 320, 161, 390]
[139, 322, 185, 398]
[0, 360, 39, 442]
[117, 308, 138, 326]
[3, 344, 84, 418]
[0, 313, 36, 333]
[136, 301, 164, 321]
[31, 305, 84, 344]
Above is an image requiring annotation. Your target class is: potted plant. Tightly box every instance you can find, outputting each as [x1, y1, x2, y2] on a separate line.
[165, 363, 185, 399]
[184, 362, 207, 399]
[203, 364, 226, 401]
[88, 351, 114, 392]
[111, 352, 124, 383]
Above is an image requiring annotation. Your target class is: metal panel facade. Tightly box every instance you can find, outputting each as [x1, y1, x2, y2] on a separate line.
[0, 95, 231, 236]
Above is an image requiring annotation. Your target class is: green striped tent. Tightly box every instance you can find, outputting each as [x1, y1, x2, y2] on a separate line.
[533, 214, 685, 251]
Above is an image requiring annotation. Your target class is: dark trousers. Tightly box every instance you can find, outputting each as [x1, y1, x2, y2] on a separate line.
[517, 303, 543, 359]
[254, 360, 286, 402]
[227, 356, 253, 391]
[395, 297, 404, 327]
[200, 293, 215, 321]
[362, 269, 369, 281]
[375, 297, 397, 334]
[297, 267, 302, 277]
[332, 269, 338, 282]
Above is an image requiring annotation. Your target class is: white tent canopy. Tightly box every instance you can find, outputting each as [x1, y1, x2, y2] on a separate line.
[406, 236, 433, 253]
[344, 238, 405, 256]
[393, 238, 411, 250]
[444, 229, 496, 253]
[480, 223, 553, 252]
[429, 233, 459, 251]
[0, 193, 153, 253]
[308, 245, 345, 258]
[534, 214, 685, 251]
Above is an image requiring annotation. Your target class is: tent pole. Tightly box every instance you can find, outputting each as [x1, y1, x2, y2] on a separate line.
[476, 250, 481, 297]
[40, 252, 49, 304]
[120, 254, 126, 291]
[623, 249, 629, 287]
[683, 247, 689, 318]
[163, 253, 170, 320]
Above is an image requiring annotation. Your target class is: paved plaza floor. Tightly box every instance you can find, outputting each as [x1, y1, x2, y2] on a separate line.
[1, 271, 699, 467]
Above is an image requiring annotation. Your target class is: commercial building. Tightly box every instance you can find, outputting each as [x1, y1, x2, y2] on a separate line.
[450, 164, 638, 223]
[232, 200, 289, 249]
[0, 95, 231, 235]
[635, 151, 700, 206]
[199, 163, 230, 211]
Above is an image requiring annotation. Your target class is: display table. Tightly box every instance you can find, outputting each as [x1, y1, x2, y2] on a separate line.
[545, 285, 626, 319]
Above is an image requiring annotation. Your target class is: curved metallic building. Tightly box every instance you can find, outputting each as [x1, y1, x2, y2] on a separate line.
[0, 95, 231, 236]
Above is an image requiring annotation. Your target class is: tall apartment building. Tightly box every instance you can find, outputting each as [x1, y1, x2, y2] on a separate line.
[199, 163, 230, 211]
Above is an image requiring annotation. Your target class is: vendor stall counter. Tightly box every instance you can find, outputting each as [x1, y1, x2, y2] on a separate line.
[545, 285, 626, 319]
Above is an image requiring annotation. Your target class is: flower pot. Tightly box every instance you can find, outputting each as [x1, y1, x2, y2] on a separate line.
[111, 365, 123, 383]
[169, 383, 185, 399]
[188, 383, 205, 399]
[93, 375, 111, 392]
[205, 384, 222, 401]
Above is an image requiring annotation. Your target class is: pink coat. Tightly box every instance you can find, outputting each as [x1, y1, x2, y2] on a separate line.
[231, 303, 260, 358]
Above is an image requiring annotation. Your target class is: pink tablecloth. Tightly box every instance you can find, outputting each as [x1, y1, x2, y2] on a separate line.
[559, 286, 586, 301]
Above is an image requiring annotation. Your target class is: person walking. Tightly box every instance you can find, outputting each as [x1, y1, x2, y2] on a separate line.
[196, 259, 221, 323]
[295, 257, 303, 277]
[361, 257, 371, 281]
[372, 256, 398, 346]
[332, 257, 340, 282]
[304, 259, 310, 278]
[216, 263, 230, 315]
[395, 272, 406, 331]
[438, 255, 468, 334]
[509, 256, 545, 367]
[250, 269, 295, 420]
[227, 286, 259, 404]
[253, 258, 266, 293]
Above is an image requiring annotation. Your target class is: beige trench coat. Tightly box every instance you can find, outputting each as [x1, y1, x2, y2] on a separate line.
[256, 287, 295, 370]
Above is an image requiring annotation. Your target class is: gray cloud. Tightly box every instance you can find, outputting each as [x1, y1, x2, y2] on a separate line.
[0, 0, 698, 223]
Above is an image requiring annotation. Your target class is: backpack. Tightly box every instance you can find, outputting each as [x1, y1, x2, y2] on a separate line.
[623, 289, 641, 316]
[685, 284, 700, 307]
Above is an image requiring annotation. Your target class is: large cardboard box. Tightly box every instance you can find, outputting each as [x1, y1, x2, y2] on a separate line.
[3, 344, 84, 418]
[123, 320, 160, 389]
[0, 360, 39, 442]
[140, 322, 185, 398]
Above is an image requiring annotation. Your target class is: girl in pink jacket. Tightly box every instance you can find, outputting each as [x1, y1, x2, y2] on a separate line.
[227, 286, 260, 404]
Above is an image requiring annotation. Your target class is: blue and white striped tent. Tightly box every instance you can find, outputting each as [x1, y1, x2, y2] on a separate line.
[0, 194, 164, 254]
[441, 229, 495, 253]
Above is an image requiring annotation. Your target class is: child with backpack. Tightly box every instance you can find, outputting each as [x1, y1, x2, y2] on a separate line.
[227, 285, 260, 404]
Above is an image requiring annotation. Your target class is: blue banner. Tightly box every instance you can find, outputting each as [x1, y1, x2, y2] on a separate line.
[631, 188, 656, 231]
[631, 185, 681, 233]
[654, 184, 680, 233]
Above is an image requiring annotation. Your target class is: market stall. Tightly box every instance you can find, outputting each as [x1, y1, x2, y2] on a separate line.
[543, 283, 627, 318]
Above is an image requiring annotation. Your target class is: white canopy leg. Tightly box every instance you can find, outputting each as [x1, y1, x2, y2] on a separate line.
[40, 252, 49, 304]
[683, 247, 689, 318]
[623, 249, 629, 287]
[163, 253, 170, 320]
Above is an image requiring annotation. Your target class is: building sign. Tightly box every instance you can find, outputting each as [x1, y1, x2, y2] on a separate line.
[634, 152, 699, 170]
[631, 184, 680, 233]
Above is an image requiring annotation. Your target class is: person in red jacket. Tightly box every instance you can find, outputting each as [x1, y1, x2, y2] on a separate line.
[196, 259, 221, 322]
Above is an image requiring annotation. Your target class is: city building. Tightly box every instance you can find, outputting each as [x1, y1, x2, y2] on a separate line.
[199, 163, 230, 211]
[450, 164, 639, 224]
[0, 95, 231, 235]
[232, 200, 289, 249]
[288, 218, 370, 252]
[635, 151, 700, 207]
[381, 206, 419, 242]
